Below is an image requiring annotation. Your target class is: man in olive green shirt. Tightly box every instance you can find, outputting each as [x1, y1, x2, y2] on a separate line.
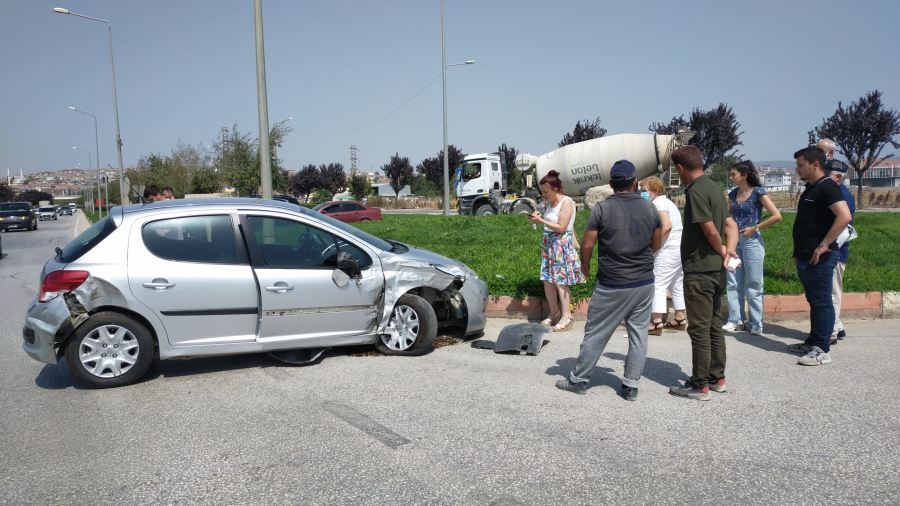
[669, 145, 734, 401]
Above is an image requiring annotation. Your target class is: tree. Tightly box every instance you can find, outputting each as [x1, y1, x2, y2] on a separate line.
[309, 188, 332, 205]
[190, 167, 221, 194]
[263, 119, 292, 193]
[291, 164, 324, 202]
[381, 153, 413, 196]
[0, 181, 15, 202]
[217, 125, 258, 196]
[410, 174, 440, 196]
[348, 171, 371, 201]
[497, 143, 521, 194]
[813, 90, 900, 208]
[558, 117, 607, 147]
[318, 163, 347, 194]
[17, 189, 54, 205]
[416, 144, 465, 188]
[650, 103, 743, 168]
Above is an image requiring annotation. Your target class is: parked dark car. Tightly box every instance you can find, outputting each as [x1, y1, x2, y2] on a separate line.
[313, 201, 382, 222]
[0, 202, 38, 232]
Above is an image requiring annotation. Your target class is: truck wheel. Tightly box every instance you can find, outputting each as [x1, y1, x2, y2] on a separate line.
[65, 312, 155, 388]
[475, 205, 494, 216]
[376, 294, 436, 356]
[512, 202, 533, 215]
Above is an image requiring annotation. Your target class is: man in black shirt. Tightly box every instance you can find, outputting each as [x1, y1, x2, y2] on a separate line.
[789, 146, 852, 365]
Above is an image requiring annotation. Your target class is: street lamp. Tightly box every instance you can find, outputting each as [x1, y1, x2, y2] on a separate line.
[72, 146, 100, 216]
[54, 7, 128, 205]
[440, 0, 475, 215]
[68, 106, 100, 195]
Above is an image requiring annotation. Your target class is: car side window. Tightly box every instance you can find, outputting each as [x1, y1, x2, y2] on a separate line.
[142, 215, 241, 264]
[245, 216, 372, 270]
[344, 203, 363, 211]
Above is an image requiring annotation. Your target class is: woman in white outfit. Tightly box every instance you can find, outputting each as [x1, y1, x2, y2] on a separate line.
[640, 176, 686, 335]
[528, 170, 585, 331]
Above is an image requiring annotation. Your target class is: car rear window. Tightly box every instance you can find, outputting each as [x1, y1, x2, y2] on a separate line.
[58, 215, 117, 262]
[142, 215, 242, 264]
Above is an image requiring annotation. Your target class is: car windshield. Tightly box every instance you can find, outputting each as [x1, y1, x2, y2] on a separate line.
[311, 203, 327, 212]
[295, 205, 394, 252]
[0, 203, 30, 212]
[461, 162, 483, 181]
[39, 206, 55, 212]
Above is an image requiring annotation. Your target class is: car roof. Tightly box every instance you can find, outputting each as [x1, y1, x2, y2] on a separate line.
[120, 197, 310, 216]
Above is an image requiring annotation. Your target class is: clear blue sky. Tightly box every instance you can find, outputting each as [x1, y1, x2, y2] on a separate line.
[2, 0, 899, 175]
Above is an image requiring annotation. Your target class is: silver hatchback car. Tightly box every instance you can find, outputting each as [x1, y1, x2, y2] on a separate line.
[22, 199, 487, 388]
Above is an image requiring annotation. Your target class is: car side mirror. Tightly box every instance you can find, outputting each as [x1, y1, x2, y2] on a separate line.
[336, 251, 361, 279]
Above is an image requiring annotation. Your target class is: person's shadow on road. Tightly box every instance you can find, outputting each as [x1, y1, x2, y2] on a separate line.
[604, 352, 689, 387]
[731, 323, 808, 356]
[545, 357, 619, 392]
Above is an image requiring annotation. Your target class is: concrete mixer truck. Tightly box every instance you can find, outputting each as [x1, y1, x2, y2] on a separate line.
[456, 131, 692, 215]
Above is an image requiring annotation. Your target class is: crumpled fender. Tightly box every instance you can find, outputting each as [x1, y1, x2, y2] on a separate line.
[375, 258, 456, 332]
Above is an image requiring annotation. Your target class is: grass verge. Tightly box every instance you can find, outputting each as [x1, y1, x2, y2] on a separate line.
[356, 212, 900, 300]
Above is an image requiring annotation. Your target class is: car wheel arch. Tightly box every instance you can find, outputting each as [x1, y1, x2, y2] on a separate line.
[57, 306, 160, 359]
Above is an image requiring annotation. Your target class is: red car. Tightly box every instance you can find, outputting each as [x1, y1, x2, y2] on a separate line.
[313, 200, 382, 222]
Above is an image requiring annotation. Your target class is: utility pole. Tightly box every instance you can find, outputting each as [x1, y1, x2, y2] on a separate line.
[350, 145, 359, 173]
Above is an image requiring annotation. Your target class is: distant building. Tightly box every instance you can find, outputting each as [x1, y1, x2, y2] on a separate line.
[372, 183, 411, 197]
[849, 159, 900, 188]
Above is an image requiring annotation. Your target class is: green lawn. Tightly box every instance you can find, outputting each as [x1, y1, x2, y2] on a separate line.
[356, 212, 900, 301]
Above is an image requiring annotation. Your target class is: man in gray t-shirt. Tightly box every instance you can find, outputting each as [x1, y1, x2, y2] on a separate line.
[555, 160, 661, 401]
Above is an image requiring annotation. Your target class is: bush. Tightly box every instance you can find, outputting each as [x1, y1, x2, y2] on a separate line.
[309, 189, 332, 205]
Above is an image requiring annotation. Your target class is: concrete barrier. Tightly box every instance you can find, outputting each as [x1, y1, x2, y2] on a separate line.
[486, 292, 890, 321]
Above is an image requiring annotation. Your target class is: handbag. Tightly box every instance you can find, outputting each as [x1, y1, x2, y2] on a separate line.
[836, 224, 858, 247]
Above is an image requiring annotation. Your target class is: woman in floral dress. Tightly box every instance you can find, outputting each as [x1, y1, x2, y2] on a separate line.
[528, 170, 585, 331]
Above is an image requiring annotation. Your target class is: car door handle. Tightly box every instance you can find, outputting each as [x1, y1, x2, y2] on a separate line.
[142, 279, 175, 290]
[265, 282, 294, 293]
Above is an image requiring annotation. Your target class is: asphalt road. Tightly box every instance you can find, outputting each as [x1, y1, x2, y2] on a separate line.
[1, 217, 898, 504]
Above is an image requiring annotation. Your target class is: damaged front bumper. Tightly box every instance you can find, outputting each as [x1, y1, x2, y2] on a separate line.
[459, 276, 488, 335]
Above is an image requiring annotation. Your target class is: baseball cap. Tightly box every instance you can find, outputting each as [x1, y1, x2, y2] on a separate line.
[609, 160, 636, 181]
[825, 159, 848, 174]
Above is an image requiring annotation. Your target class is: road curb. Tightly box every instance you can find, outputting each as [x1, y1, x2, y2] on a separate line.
[486, 292, 891, 321]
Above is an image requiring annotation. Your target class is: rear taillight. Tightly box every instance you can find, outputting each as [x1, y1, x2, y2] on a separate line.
[39, 270, 89, 303]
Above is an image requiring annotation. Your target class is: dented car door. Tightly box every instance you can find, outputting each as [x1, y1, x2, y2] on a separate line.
[241, 213, 384, 346]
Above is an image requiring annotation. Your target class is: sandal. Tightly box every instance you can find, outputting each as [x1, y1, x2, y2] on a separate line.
[540, 316, 556, 326]
[665, 318, 688, 331]
[649, 320, 665, 336]
[552, 318, 574, 332]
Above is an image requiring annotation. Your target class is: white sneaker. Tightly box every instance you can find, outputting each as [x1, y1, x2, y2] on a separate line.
[722, 321, 744, 332]
[797, 347, 832, 366]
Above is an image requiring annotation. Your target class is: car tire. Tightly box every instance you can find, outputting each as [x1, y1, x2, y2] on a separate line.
[475, 204, 494, 216]
[65, 312, 154, 388]
[511, 202, 533, 214]
[376, 294, 437, 356]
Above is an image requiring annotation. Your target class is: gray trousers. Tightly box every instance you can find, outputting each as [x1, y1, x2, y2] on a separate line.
[570, 282, 654, 388]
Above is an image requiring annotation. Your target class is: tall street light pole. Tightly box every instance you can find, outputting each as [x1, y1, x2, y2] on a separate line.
[54, 7, 128, 205]
[68, 106, 100, 174]
[73, 146, 99, 216]
[253, 0, 272, 199]
[439, 0, 475, 215]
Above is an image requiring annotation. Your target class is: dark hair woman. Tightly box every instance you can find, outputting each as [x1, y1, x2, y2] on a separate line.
[527, 170, 585, 331]
[723, 160, 782, 335]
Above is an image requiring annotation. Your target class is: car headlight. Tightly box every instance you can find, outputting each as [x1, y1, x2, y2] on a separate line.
[433, 264, 468, 280]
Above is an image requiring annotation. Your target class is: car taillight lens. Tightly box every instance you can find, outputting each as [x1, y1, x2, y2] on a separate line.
[39, 270, 89, 303]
